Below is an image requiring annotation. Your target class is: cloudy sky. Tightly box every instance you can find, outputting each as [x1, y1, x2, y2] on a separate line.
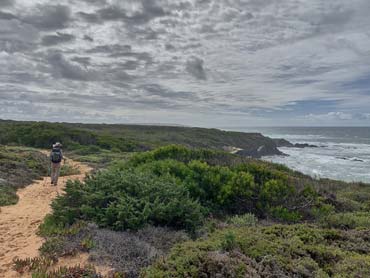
[1, 0, 370, 127]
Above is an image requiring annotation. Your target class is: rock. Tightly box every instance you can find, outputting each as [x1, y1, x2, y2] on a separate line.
[273, 139, 294, 147]
[236, 144, 284, 158]
[293, 143, 318, 148]
[273, 139, 318, 148]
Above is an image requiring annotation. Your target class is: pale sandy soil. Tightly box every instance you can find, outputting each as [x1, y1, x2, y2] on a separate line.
[0, 154, 110, 277]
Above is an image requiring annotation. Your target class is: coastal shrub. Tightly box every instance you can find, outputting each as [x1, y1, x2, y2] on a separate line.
[0, 121, 141, 152]
[49, 169, 205, 232]
[31, 265, 103, 278]
[60, 163, 81, 176]
[227, 213, 257, 227]
[142, 224, 370, 278]
[0, 146, 48, 206]
[0, 184, 18, 206]
[311, 204, 335, 220]
[220, 231, 237, 251]
[270, 206, 302, 222]
[130, 153, 312, 218]
[13, 257, 56, 274]
[45, 146, 326, 234]
[322, 212, 370, 229]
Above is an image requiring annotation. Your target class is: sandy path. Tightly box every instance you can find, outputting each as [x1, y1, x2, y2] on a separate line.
[0, 155, 92, 278]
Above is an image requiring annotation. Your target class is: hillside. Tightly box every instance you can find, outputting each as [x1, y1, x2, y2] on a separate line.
[0, 146, 49, 206]
[16, 145, 369, 278]
[0, 120, 282, 158]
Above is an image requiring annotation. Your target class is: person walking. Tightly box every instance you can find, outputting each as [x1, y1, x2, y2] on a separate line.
[50, 142, 64, 186]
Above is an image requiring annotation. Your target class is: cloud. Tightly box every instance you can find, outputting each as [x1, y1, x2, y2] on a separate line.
[306, 112, 354, 121]
[77, 12, 101, 23]
[186, 57, 207, 80]
[0, 11, 17, 20]
[23, 5, 71, 30]
[83, 35, 94, 42]
[0, 0, 13, 7]
[41, 32, 75, 46]
[88, 0, 169, 25]
[46, 52, 97, 81]
[1, 0, 370, 125]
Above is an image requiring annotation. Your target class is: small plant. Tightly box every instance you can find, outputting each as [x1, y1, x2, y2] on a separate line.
[323, 212, 370, 229]
[270, 206, 302, 223]
[311, 204, 335, 220]
[227, 213, 257, 227]
[31, 265, 102, 278]
[13, 257, 56, 274]
[81, 237, 95, 251]
[221, 231, 237, 251]
[60, 163, 81, 176]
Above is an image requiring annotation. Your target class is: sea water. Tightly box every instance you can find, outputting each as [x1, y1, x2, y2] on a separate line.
[222, 127, 370, 183]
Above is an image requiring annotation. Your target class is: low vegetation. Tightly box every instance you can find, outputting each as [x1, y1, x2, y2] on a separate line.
[32, 145, 370, 277]
[0, 146, 48, 206]
[143, 224, 370, 277]
[0, 135, 366, 278]
[42, 146, 328, 235]
[60, 163, 81, 177]
[0, 120, 280, 157]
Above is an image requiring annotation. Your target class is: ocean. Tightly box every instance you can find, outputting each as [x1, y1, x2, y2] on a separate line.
[222, 127, 370, 183]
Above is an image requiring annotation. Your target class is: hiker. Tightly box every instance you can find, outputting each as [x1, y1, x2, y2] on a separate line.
[50, 142, 64, 186]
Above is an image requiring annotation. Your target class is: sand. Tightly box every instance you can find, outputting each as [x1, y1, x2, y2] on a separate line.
[0, 154, 93, 278]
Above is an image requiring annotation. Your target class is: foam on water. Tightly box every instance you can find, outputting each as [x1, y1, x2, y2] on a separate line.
[222, 127, 370, 183]
[264, 141, 370, 183]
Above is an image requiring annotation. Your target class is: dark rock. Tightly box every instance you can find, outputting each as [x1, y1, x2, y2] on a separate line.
[273, 139, 318, 148]
[293, 143, 318, 148]
[236, 143, 284, 158]
[273, 139, 294, 147]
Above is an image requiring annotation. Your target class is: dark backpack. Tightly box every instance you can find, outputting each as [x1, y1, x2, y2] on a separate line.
[51, 148, 62, 163]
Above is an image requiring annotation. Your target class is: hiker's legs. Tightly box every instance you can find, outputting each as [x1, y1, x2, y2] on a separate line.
[51, 163, 55, 184]
[51, 163, 61, 185]
[53, 163, 61, 185]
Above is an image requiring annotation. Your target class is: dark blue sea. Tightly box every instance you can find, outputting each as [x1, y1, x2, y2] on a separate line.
[221, 127, 370, 183]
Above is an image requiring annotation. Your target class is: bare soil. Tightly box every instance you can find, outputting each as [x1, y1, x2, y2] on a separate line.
[0, 154, 95, 277]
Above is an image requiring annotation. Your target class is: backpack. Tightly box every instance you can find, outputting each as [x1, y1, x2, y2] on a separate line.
[51, 148, 62, 163]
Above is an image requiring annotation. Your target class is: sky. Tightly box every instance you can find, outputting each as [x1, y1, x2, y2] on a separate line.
[0, 0, 370, 127]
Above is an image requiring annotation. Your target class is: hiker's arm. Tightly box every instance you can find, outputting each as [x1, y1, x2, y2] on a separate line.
[61, 151, 66, 164]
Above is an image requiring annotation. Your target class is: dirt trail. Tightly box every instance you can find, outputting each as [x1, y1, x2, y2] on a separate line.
[0, 154, 92, 278]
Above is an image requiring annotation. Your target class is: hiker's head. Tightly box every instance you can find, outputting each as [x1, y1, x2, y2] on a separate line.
[53, 142, 62, 149]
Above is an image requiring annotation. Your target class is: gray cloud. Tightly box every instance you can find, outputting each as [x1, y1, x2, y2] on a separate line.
[46, 52, 97, 81]
[0, 0, 13, 7]
[77, 12, 101, 23]
[186, 57, 207, 80]
[41, 32, 75, 46]
[83, 35, 94, 42]
[1, 0, 370, 126]
[0, 11, 17, 20]
[71, 56, 91, 67]
[86, 0, 170, 25]
[23, 5, 71, 30]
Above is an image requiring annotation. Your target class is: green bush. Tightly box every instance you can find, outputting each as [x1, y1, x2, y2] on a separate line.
[220, 231, 237, 251]
[270, 206, 302, 222]
[143, 224, 370, 278]
[49, 169, 205, 232]
[227, 213, 257, 227]
[323, 212, 370, 229]
[60, 163, 81, 176]
[0, 146, 49, 206]
[44, 146, 325, 234]
[0, 184, 18, 206]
